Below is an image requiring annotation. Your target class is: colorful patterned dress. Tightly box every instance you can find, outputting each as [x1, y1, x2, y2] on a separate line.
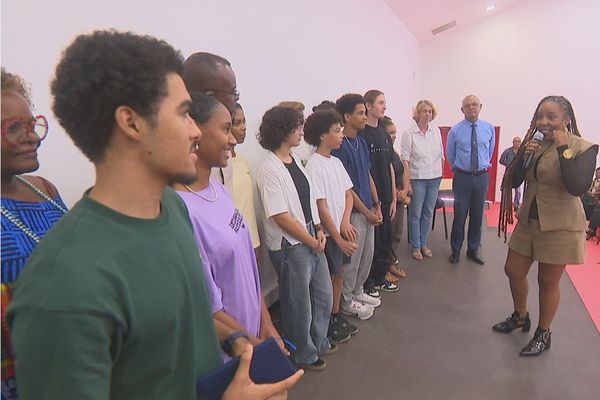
[1, 188, 67, 400]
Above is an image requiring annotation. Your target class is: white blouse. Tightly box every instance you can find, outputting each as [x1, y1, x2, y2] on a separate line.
[400, 121, 444, 180]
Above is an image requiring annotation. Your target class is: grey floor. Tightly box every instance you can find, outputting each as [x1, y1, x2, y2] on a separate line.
[288, 213, 600, 400]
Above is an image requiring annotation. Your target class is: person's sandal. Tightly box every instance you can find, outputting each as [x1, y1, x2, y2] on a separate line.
[385, 271, 399, 284]
[389, 264, 407, 278]
[420, 247, 433, 258]
[412, 249, 423, 260]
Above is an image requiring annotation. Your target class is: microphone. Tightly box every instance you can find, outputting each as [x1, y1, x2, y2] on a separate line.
[522, 131, 544, 169]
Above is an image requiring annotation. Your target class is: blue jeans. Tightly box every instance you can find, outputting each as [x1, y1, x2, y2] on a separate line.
[279, 232, 332, 365]
[514, 186, 521, 210]
[408, 177, 442, 250]
[268, 249, 282, 278]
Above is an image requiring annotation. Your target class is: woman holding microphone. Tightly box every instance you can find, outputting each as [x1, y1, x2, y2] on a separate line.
[494, 96, 598, 356]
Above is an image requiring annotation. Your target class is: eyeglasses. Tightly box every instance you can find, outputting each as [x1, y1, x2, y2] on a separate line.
[1, 115, 49, 146]
[206, 88, 240, 101]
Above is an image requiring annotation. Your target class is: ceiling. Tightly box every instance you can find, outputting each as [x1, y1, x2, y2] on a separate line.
[385, 0, 527, 42]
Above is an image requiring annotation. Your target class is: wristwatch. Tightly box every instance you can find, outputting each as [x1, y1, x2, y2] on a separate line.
[222, 331, 249, 356]
[557, 145, 574, 160]
[373, 200, 382, 207]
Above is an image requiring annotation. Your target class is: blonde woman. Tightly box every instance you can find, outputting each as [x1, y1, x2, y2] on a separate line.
[400, 100, 444, 260]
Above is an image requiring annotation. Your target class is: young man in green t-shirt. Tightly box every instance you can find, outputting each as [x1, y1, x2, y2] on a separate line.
[7, 31, 301, 400]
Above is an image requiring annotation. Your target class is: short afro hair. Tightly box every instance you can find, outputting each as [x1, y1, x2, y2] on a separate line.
[51, 30, 184, 162]
[1, 67, 32, 108]
[303, 110, 342, 147]
[335, 94, 365, 121]
[312, 100, 336, 113]
[257, 106, 304, 151]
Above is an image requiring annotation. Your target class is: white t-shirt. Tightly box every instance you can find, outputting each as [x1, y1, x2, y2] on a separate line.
[305, 152, 353, 237]
[256, 151, 322, 250]
[400, 121, 444, 179]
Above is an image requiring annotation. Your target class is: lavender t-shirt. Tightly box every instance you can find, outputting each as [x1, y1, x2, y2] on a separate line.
[177, 178, 261, 337]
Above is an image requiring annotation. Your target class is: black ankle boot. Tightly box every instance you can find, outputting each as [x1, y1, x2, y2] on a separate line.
[492, 311, 531, 333]
[520, 327, 551, 356]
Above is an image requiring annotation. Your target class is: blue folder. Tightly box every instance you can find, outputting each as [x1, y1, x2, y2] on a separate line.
[196, 337, 297, 400]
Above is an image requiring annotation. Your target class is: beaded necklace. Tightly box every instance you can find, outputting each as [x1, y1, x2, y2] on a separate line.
[0, 176, 67, 243]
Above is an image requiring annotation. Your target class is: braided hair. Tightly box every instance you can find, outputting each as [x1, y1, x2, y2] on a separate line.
[498, 95, 581, 241]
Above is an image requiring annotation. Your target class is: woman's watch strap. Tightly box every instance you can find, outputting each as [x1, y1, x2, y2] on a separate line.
[222, 331, 249, 356]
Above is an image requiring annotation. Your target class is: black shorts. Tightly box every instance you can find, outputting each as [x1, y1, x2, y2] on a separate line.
[324, 238, 350, 276]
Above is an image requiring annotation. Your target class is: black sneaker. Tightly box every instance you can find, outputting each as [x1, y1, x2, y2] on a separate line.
[374, 281, 399, 292]
[365, 287, 381, 298]
[328, 318, 351, 344]
[323, 343, 338, 355]
[298, 357, 327, 371]
[334, 313, 358, 335]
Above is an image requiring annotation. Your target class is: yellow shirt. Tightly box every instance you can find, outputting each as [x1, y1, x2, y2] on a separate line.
[231, 154, 261, 248]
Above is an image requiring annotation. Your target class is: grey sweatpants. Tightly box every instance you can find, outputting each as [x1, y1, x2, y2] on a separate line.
[341, 212, 374, 307]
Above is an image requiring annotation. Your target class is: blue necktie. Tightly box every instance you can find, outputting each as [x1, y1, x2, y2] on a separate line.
[471, 123, 479, 172]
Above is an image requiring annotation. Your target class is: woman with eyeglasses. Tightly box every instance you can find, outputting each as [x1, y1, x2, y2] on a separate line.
[1, 68, 67, 399]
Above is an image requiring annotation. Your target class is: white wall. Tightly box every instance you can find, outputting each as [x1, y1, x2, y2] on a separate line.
[2, 0, 420, 206]
[420, 0, 600, 199]
[2, 0, 420, 299]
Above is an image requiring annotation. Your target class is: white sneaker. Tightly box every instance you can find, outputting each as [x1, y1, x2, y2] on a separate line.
[355, 292, 382, 308]
[341, 300, 374, 320]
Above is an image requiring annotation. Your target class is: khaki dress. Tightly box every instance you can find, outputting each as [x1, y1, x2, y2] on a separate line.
[509, 135, 594, 264]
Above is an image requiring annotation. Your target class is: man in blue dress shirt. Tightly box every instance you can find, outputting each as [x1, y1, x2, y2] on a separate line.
[446, 95, 495, 264]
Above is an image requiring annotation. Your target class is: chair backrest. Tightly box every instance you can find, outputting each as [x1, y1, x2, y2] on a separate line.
[435, 198, 445, 209]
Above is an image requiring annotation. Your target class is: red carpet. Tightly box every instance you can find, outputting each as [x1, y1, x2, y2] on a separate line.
[485, 202, 515, 233]
[566, 242, 600, 332]
[485, 203, 600, 332]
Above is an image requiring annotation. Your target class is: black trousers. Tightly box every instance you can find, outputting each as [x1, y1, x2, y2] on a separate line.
[590, 204, 600, 231]
[365, 202, 392, 288]
[450, 172, 489, 252]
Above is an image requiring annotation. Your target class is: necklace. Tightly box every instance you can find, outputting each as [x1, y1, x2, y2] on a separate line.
[344, 136, 358, 152]
[183, 182, 218, 202]
[1, 175, 68, 243]
[15, 175, 68, 213]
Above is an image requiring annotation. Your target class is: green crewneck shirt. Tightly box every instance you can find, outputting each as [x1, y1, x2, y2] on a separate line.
[7, 188, 222, 399]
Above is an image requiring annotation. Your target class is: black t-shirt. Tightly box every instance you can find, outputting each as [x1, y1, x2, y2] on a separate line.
[360, 123, 394, 204]
[284, 159, 313, 224]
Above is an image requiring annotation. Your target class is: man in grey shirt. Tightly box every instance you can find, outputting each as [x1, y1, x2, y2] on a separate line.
[499, 136, 522, 210]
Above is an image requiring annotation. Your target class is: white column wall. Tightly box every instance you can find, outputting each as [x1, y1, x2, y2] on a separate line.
[2, 0, 420, 300]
